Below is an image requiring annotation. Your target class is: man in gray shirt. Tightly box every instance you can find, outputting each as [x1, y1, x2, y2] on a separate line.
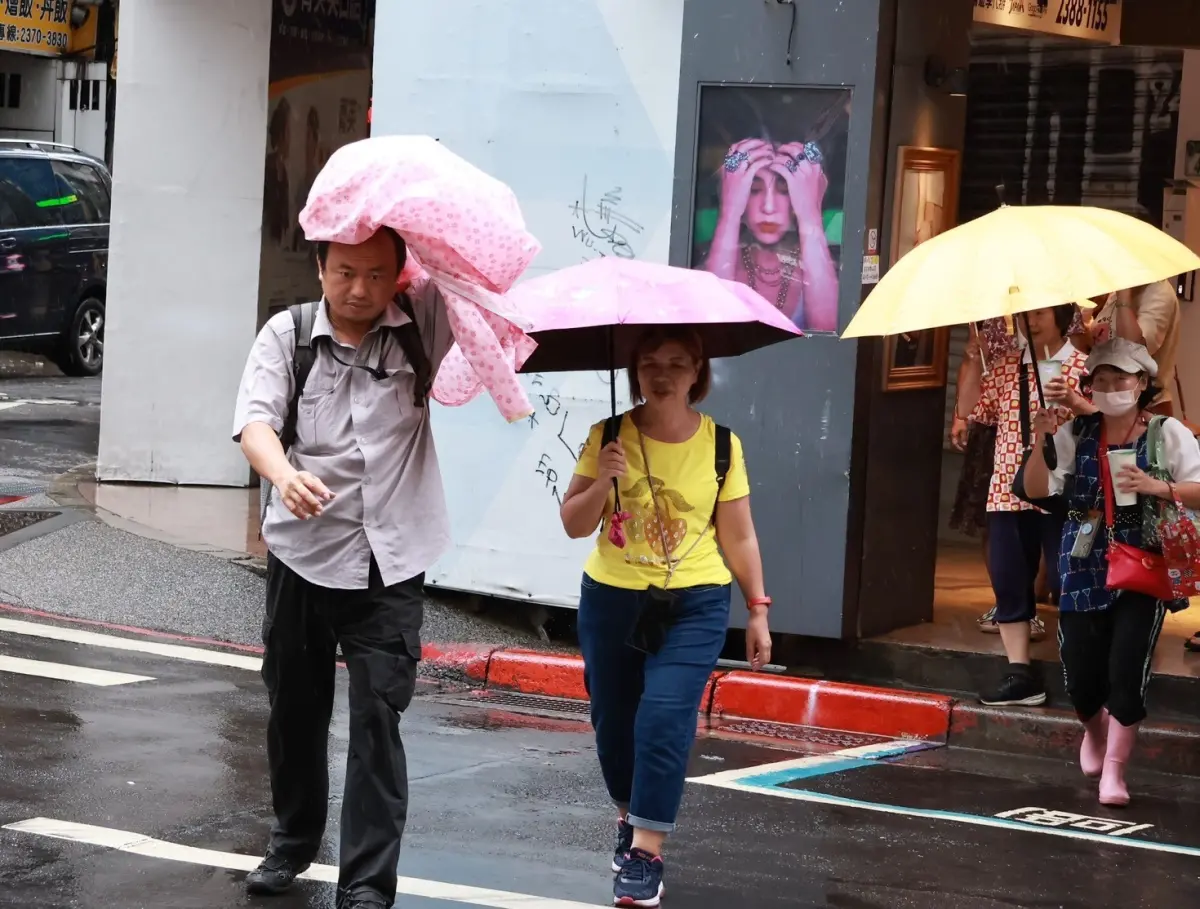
[232, 227, 453, 909]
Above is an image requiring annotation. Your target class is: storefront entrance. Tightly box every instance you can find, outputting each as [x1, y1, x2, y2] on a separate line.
[867, 26, 1200, 687]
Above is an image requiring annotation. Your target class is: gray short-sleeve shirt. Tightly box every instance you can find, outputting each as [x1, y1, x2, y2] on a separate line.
[233, 281, 455, 590]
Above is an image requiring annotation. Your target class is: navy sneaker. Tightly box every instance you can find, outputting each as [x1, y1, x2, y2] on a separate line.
[613, 848, 664, 907]
[611, 818, 634, 873]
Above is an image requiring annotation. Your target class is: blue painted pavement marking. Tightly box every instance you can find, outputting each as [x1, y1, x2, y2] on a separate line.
[687, 739, 1196, 858]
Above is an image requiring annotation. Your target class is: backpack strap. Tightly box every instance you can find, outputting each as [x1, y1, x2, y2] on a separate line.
[711, 423, 732, 522]
[390, 293, 432, 409]
[279, 301, 319, 452]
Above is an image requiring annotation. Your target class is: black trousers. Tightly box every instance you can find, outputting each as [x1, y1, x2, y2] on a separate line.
[262, 554, 423, 903]
[987, 510, 1063, 624]
[1058, 593, 1166, 727]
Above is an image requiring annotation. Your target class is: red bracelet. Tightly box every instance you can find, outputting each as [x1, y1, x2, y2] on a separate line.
[747, 596, 772, 609]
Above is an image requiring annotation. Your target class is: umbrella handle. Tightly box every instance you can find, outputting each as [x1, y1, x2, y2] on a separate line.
[1020, 311, 1058, 471]
[608, 327, 621, 512]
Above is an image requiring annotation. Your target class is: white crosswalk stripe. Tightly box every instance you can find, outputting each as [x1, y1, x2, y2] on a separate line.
[5, 818, 600, 909]
[0, 655, 153, 686]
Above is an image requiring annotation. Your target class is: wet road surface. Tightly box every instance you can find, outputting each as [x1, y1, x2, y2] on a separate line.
[0, 374, 99, 489]
[3, 617, 1200, 908]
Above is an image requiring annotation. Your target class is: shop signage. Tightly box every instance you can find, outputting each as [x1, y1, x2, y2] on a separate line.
[0, 0, 72, 57]
[972, 0, 1122, 46]
[861, 255, 881, 285]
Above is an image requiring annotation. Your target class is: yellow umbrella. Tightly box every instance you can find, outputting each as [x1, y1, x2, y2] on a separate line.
[841, 205, 1200, 339]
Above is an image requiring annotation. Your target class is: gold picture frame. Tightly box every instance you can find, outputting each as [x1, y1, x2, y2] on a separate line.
[882, 146, 960, 392]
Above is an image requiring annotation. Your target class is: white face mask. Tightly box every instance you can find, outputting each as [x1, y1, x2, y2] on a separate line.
[1093, 389, 1140, 415]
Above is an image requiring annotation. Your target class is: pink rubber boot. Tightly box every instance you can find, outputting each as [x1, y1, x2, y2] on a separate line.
[1079, 709, 1109, 778]
[1098, 720, 1139, 807]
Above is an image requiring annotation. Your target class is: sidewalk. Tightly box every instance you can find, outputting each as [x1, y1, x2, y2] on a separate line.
[53, 466, 268, 572]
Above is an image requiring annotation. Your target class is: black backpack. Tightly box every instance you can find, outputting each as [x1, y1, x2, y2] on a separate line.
[601, 413, 732, 521]
[277, 295, 433, 452]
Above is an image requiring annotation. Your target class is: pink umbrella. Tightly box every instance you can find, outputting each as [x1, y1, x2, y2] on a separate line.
[299, 135, 540, 422]
[511, 257, 803, 375]
[505, 257, 804, 547]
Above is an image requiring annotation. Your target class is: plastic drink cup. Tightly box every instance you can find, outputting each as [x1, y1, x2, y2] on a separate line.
[1037, 359, 1064, 387]
[1107, 449, 1139, 507]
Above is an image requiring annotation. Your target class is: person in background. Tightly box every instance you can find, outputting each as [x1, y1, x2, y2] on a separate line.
[972, 305, 1088, 707]
[1021, 339, 1200, 806]
[1090, 281, 1181, 417]
[1089, 281, 1200, 655]
[560, 326, 772, 908]
[964, 311, 1088, 635]
[949, 326, 997, 606]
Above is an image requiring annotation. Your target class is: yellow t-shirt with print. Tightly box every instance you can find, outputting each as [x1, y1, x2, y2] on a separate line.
[574, 412, 750, 591]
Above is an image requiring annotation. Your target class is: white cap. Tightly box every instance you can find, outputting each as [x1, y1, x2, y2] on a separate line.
[1086, 338, 1158, 378]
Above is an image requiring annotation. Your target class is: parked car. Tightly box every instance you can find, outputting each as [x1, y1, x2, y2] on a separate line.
[0, 139, 109, 376]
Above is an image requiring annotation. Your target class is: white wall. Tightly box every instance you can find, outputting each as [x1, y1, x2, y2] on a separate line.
[0, 50, 57, 140]
[97, 0, 272, 485]
[1174, 50, 1200, 421]
[371, 0, 686, 605]
[56, 60, 109, 160]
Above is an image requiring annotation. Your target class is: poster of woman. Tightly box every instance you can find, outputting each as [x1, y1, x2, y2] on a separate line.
[691, 85, 852, 334]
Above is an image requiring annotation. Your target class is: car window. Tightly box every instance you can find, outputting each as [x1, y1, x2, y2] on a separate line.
[0, 156, 63, 229]
[49, 159, 110, 225]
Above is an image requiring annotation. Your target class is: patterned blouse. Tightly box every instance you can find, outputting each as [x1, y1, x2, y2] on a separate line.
[1057, 414, 1189, 614]
[970, 342, 1088, 513]
[976, 311, 1086, 367]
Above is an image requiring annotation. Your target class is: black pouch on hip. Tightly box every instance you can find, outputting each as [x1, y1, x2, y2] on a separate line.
[626, 586, 680, 655]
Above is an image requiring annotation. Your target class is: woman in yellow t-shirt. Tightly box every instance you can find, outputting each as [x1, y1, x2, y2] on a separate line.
[559, 326, 772, 907]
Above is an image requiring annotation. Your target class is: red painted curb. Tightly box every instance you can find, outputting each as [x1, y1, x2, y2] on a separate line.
[710, 673, 953, 742]
[421, 642, 494, 681]
[488, 650, 589, 701]
[427, 646, 951, 741]
[0, 604, 950, 742]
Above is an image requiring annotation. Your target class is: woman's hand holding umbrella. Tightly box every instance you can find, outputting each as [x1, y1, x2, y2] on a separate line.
[597, 439, 627, 483]
[1032, 407, 1058, 437]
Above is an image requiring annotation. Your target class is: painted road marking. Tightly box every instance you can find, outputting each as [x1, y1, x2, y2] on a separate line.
[0, 398, 81, 408]
[5, 818, 600, 909]
[0, 655, 153, 687]
[0, 618, 262, 671]
[996, 807, 1153, 838]
[688, 740, 934, 786]
[690, 773, 1196, 858]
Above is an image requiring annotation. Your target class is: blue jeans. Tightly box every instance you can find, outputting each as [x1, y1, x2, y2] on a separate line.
[577, 574, 730, 833]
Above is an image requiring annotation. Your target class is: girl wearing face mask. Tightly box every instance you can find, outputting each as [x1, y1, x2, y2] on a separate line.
[1023, 339, 1200, 807]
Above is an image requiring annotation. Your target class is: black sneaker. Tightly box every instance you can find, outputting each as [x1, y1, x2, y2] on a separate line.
[611, 818, 634, 873]
[245, 851, 310, 895]
[613, 848, 664, 907]
[979, 666, 1047, 707]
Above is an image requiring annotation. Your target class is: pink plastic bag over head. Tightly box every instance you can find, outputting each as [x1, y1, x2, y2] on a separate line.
[299, 136, 540, 421]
